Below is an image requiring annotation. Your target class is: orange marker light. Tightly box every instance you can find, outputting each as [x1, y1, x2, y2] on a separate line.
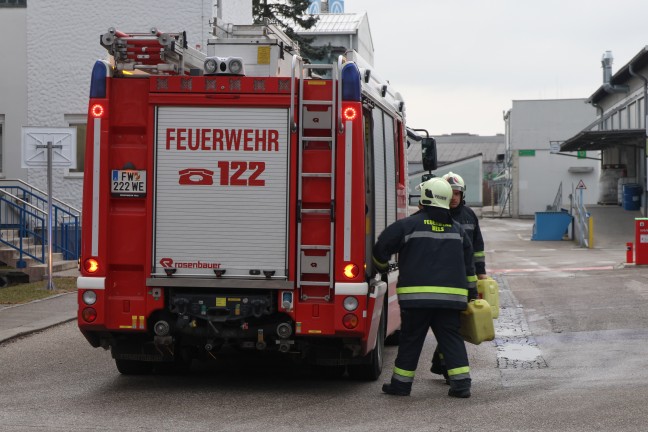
[84, 258, 99, 273]
[343, 263, 359, 279]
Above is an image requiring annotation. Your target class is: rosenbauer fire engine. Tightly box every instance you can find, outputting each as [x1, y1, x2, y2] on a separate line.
[77, 23, 410, 379]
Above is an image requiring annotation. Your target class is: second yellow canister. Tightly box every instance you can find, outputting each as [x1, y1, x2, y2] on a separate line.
[477, 278, 500, 319]
[459, 299, 495, 345]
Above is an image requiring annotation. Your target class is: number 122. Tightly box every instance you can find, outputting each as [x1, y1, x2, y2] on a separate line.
[218, 161, 265, 186]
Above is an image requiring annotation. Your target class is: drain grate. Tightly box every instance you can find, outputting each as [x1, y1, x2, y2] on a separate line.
[492, 275, 548, 369]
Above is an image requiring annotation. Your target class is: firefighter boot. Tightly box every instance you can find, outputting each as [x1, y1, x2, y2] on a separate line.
[448, 378, 471, 398]
[431, 349, 449, 384]
[382, 379, 411, 396]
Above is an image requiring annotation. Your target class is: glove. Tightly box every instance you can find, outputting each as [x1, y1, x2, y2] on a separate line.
[373, 262, 389, 275]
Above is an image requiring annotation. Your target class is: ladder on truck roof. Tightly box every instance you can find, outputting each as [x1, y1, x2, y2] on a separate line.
[100, 27, 206, 75]
[294, 58, 342, 302]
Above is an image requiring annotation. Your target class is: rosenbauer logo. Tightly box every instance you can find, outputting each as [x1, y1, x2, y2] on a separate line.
[159, 257, 222, 269]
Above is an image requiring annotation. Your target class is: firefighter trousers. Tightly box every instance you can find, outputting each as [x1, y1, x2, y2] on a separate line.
[431, 345, 446, 375]
[389, 308, 470, 393]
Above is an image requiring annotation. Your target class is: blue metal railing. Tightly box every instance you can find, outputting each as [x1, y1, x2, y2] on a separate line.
[0, 195, 46, 266]
[0, 180, 81, 265]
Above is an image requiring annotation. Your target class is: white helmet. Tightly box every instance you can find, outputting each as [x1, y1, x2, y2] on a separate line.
[419, 177, 452, 209]
[442, 172, 466, 192]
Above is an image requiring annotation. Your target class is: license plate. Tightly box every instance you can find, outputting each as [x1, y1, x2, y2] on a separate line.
[111, 170, 146, 197]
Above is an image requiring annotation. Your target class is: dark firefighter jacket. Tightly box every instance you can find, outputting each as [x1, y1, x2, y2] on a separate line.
[372, 206, 477, 310]
[451, 203, 486, 275]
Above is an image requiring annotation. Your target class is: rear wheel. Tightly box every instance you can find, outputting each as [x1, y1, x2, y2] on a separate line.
[115, 359, 154, 375]
[348, 305, 385, 381]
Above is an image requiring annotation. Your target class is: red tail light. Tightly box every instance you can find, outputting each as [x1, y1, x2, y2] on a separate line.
[91, 104, 105, 118]
[343, 106, 357, 121]
[342, 313, 358, 329]
[82, 307, 97, 323]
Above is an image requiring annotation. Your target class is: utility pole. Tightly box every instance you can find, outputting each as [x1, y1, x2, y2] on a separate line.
[35, 140, 61, 290]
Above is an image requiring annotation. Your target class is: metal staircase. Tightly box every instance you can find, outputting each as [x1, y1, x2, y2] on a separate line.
[0, 179, 80, 281]
[487, 151, 513, 218]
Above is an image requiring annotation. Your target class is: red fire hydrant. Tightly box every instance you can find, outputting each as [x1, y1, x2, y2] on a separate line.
[627, 242, 634, 264]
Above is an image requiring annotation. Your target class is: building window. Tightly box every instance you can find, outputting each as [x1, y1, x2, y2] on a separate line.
[629, 102, 637, 128]
[0, 0, 27, 7]
[65, 115, 86, 175]
[639, 98, 645, 130]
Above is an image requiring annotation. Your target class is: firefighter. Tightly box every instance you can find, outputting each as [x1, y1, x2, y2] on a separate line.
[431, 171, 487, 379]
[373, 177, 477, 397]
[443, 171, 487, 278]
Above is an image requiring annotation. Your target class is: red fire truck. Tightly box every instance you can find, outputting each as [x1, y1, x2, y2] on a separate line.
[77, 24, 410, 379]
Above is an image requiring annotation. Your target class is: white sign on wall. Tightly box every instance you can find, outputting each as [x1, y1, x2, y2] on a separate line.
[21, 127, 76, 168]
[550, 142, 560, 153]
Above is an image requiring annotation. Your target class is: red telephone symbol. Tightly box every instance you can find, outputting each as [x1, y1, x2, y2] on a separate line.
[178, 168, 215, 185]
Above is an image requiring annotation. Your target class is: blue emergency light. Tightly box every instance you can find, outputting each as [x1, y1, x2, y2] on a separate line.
[89, 60, 109, 98]
[341, 62, 361, 102]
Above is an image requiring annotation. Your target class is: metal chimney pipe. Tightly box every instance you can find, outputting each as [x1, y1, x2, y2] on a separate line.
[601, 51, 613, 84]
[601, 50, 629, 94]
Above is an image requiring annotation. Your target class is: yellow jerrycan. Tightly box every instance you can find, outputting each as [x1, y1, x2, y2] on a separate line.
[459, 299, 495, 345]
[477, 277, 500, 319]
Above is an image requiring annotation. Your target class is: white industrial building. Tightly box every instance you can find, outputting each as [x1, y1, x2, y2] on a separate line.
[503, 99, 598, 218]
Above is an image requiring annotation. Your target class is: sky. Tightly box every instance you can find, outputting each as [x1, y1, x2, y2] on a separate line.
[344, 0, 648, 136]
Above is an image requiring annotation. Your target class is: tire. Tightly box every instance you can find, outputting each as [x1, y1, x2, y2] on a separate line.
[348, 305, 385, 381]
[115, 358, 154, 375]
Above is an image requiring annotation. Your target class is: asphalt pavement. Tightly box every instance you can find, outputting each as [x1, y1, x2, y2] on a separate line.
[0, 204, 641, 345]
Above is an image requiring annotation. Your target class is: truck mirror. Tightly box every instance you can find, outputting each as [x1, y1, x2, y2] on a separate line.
[421, 137, 437, 171]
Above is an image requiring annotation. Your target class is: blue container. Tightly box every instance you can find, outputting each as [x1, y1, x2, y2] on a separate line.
[622, 183, 642, 211]
[531, 211, 572, 241]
